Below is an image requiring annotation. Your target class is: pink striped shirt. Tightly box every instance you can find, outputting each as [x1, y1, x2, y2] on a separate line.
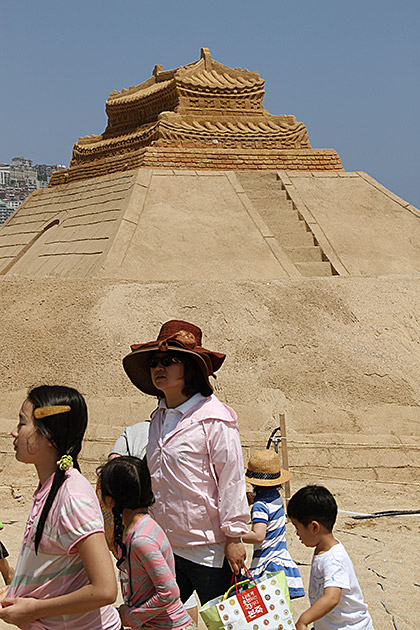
[120, 514, 191, 630]
[8, 468, 120, 630]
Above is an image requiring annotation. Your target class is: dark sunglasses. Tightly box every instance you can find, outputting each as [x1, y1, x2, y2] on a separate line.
[147, 354, 184, 368]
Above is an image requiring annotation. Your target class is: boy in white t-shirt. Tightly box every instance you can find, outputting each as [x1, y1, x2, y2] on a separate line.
[287, 485, 374, 630]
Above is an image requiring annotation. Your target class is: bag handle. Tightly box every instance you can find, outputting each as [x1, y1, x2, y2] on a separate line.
[222, 565, 257, 600]
[243, 565, 257, 586]
[223, 579, 250, 600]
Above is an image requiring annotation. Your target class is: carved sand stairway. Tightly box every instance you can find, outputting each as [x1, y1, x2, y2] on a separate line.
[237, 172, 338, 276]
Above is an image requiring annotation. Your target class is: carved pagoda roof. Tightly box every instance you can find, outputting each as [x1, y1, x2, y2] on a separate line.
[50, 49, 342, 184]
[106, 48, 264, 110]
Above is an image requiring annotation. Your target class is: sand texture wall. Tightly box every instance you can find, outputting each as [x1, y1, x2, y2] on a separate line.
[0, 274, 419, 486]
[2, 170, 419, 280]
[1, 168, 419, 487]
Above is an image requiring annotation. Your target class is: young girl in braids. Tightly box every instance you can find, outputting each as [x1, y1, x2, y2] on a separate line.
[98, 456, 194, 630]
[0, 385, 120, 630]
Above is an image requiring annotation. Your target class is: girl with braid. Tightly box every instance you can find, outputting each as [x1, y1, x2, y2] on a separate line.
[98, 456, 194, 630]
[0, 385, 120, 630]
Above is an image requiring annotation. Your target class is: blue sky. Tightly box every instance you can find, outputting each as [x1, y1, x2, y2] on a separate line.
[2, 0, 419, 208]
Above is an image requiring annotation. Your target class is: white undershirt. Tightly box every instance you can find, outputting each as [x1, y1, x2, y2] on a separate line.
[158, 394, 226, 568]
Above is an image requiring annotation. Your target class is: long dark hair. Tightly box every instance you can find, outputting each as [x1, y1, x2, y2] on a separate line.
[28, 385, 88, 553]
[97, 456, 154, 567]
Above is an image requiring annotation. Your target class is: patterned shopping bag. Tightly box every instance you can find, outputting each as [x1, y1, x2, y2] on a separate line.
[200, 571, 295, 630]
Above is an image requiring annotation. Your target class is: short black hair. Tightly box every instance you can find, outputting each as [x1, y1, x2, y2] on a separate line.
[287, 485, 337, 531]
[252, 484, 282, 494]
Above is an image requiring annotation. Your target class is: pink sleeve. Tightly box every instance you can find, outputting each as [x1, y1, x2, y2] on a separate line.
[203, 418, 249, 538]
[57, 493, 104, 555]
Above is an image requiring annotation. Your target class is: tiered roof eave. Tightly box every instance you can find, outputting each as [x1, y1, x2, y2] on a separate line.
[50, 49, 343, 185]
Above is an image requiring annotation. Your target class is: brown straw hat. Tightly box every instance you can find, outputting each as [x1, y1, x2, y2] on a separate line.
[122, 320, 226, 397]
[245, 449, 293, 486]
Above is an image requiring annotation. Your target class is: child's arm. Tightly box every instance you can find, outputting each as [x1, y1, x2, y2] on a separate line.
[0, 558, 13, 585]
[0, 532, 117, 627]
[295, 587, 341, 630]
[241, 522, 267, 545]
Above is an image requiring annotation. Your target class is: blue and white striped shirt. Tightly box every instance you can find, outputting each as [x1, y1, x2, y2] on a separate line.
[250, 487, 304, 598]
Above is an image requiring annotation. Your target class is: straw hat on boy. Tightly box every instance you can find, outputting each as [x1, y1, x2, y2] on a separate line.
[245, 449, 292, 486]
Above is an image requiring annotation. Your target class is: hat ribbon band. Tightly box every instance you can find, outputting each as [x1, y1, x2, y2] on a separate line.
[158, 330, 197, 352]
[246, 470, 282, 480]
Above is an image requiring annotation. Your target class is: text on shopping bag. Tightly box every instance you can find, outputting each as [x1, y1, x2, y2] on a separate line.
[237, 586, 268, 622]
[214, 575, 295, 630]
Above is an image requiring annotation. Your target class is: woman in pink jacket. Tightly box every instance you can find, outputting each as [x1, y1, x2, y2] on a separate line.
[122, 320, 249, 606]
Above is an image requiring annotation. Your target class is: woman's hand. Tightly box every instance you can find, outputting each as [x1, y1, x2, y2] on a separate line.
[224, 537, 246, 575]
[0, 597, 38, 628]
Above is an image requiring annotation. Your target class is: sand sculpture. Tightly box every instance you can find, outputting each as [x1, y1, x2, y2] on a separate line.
[0, 45, 419, 473]
[50, 48, 342, 184]
[0, 49, 419, 627]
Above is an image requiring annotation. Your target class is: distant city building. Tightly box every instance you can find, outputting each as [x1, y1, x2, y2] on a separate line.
[10, 157, 37, 186]
[0, 157, 66, 224]
[0, 164, 10, 185]
[0, 199, 15, 224]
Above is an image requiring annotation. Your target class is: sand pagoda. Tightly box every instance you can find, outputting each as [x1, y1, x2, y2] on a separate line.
[0, 48, 419, 488]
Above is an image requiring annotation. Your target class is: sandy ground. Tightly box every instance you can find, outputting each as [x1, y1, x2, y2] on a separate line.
[0, 474, 418, 630]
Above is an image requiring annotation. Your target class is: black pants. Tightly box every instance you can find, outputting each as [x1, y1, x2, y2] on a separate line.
[174, 554, 233, 606]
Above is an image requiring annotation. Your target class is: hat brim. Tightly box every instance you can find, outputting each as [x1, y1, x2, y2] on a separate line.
[123, 345, 214, 397]
[245, 468, 293, 486]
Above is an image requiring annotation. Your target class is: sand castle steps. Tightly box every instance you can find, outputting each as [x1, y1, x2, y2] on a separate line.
[237, 172, 337, 277]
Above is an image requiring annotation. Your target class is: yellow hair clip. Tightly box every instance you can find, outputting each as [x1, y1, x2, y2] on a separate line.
[57, 455, 73, 471]
[34, 405, 71, 419]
